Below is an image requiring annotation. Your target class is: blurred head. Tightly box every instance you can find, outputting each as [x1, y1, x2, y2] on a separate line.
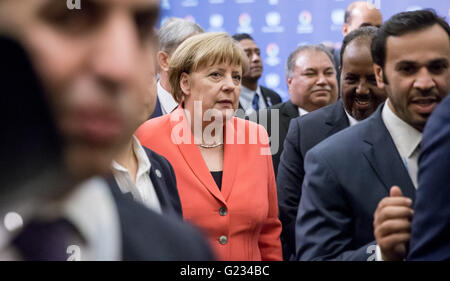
[342, 1, 382, 36]
[169, 32, 247, 124]
[340, 26, 386, 120]
[286, 45, 338, 112]
[157, 17, 204, 91]
[0, 0, 160, 181]
[232, 33, 263, 86]
[372, 9, 450, 132]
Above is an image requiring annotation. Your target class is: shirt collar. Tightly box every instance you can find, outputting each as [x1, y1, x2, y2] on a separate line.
[112, 136, 151, 177]
[63, 177, 122, 260]
[382, 99, 422, 158]
[344, 109, 359, 127]
[298, 107, 309, 117]
[157, 81, 178, 114]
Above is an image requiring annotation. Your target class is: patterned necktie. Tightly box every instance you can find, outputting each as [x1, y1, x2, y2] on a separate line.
[12, 218, 78, 261]
[252, 93, 260, 111]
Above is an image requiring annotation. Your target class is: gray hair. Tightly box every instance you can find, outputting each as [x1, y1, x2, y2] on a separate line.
[286, 44, 335, 78]
[158, 17, 205, 55]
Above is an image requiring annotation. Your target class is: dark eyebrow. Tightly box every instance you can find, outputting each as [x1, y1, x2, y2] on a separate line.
[428, 58, 449, 65]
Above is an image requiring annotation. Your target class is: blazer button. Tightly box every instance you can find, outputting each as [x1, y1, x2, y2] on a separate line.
[155, 169, 162, 178]
[219, 235, 228, 245]
[219, 207, 227, 216]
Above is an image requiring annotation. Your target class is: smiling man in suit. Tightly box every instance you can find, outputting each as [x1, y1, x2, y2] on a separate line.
[277, 26, 385, 260]
[296, 10, 450, 261]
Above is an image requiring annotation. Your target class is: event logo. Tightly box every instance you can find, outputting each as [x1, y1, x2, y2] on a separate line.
[182, 0, 199, 7]
[265, 73, 280, 89]
[297, 10, 313, 34]
[235, 0, 255, 3]
[209, 0, 225, 4]
[268, 0, 278, 5]
[262, 12, 284, 33]
[208, 14, 225, 32]
[162, 0, 170, 10]
[265, 43, 280, 66]
[406, 6, 422, 12]
[330, 9, 345, 31]
[237, 13, 253, 34]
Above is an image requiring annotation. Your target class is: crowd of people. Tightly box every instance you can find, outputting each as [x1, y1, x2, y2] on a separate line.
[0, 0, 448, 261]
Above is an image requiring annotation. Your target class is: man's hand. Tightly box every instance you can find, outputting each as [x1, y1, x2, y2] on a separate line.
[373, 186, 413, 261]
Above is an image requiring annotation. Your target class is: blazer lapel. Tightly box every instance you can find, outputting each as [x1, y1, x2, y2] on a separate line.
[169, 107, 226, 204]
[324, 100, 350, 136]
[362, 105, 416, 200]
[221, 118, 240, 202]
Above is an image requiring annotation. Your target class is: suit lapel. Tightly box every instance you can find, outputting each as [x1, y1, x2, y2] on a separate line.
[221, 118, 240, 202]
[362, 105, 416, 200]
[169, 108, 226, 204]
[324, 100, 350, 136]
[280, 101, 300, 138]
[105, 174, 135, 202]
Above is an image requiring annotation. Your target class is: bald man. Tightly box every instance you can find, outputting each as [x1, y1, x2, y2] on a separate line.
[342, 1, 383, 36]
[333, 1, 383, 78]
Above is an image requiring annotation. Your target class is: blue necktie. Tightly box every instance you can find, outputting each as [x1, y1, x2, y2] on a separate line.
[252, 93, 260, 111]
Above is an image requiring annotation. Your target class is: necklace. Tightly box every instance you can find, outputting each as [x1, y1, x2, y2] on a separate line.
[198, 142, 224, 148]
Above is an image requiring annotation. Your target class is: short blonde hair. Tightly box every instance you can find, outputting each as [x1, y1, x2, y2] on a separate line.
[168, 32, 248, 103]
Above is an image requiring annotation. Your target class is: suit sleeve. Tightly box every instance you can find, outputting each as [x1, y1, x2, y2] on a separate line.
[296, 148, 376, 261]
[258, 129, 283, 261]
[407, 98, 450, 261]
[276, 118, 304, 260]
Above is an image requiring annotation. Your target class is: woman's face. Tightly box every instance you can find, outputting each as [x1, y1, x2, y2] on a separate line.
[181, 62, 242, 124]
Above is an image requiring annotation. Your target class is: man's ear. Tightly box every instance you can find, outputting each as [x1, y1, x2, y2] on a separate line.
[157, 51, 170, 72]
[373, 64, 386, 89]
[180, 72, 191, 97]
[286, 76, 292, 91]
[342, 23, 349, 36]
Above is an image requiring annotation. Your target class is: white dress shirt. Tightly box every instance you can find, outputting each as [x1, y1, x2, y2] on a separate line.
[239, 85, 267, 115]
[344, 109, 359, 127]
[376, 99, 422, 261]
[111, 136, 162, 214]
[157, 81, 178, 115]
[0, 177, 121, 261]
[298, 107, 309, 117]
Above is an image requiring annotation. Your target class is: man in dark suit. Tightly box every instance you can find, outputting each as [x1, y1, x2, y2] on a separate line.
[232, 33, 282, 117]
[152, 17, 204, 118]
[407, 95, 450, 261]
[277, 26, 385, 260]
[296, 10, 449, 261]
[250, 44, 338, 179]
[0, 0, 213, 260]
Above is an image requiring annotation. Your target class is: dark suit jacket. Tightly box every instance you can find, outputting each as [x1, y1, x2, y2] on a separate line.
[238, 85, 282, 114]
[250, 100, 299, 178]
[107, 146, 183, 218]
[408, 95, 450, 261]
[261, 85, 282, 107]
[149, 96, 163, 119]
[109, 184, 215, 261]
[276, 100, 349, 260]
[296, 103, 416, 260]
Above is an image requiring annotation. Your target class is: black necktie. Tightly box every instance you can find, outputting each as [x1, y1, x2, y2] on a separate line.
[12, 218, 78, 261]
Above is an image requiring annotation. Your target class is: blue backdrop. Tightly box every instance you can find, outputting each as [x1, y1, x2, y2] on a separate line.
[160, 0, 449, 101]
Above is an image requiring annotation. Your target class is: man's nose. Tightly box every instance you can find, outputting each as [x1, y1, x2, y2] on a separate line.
[413, 68, 436, 92]
[89, 12, 140, 85]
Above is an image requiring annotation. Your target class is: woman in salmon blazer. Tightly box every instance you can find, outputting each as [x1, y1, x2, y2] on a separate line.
[136, 32, 282, 261]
